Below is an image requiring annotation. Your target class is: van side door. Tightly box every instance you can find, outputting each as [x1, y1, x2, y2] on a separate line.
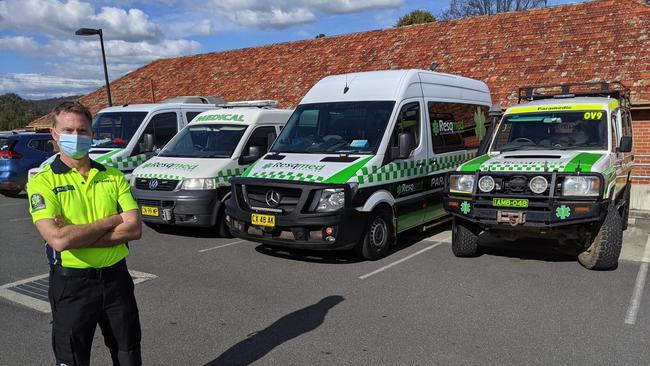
[389, 100, 428, 232]
[130, 111, 179, 171]
[425, 102, 490, 223]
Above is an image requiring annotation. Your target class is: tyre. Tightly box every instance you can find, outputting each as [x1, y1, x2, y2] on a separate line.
[354, 207, 395, 260]
[578, 205, 623, 270]
[451, 217, 480, 257]
[0, 190, 21, 198]
[621, 184, 631, 231]
[217, 206, 234, 238]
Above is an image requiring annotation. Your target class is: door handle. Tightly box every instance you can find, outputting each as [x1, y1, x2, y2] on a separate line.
[416, 161, 426, 167]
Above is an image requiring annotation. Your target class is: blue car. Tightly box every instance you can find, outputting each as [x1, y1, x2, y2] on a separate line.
[0, 132, 56, 197]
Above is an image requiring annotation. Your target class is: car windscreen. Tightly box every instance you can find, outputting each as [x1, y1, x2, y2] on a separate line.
[92, 112, 148, 148]
[491, 110, 608, 152]
[157, 124, 248, 158]
[270, 101, 395, 154]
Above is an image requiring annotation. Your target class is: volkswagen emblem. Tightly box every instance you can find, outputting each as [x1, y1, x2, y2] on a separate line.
[148, 179, 159, 190]
[265, 190, 281, 207]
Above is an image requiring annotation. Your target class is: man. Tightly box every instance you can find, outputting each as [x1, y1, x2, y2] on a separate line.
[28, 102, 143, 366]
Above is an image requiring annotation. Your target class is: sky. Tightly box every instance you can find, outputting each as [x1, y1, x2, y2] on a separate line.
[0, 0, 585, 100]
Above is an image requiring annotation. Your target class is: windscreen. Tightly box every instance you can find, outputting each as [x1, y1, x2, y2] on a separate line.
[158, 124, 247, 158]
[271, 101, 395, 154]
[92, 112, 148, 148]
[491, 110, 608, 152]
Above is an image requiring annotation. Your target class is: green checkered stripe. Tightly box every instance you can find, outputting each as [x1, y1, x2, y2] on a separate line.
[249, 170, 326, 183]
[104, 153, 152, 170]
[479, 162, 567, 172]
[356, 152, 474, 185]
[135, 173, 183, 180]
[215, 168, 244, 186]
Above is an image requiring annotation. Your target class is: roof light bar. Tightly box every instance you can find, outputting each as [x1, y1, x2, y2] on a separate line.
[217, 100, 279, 108]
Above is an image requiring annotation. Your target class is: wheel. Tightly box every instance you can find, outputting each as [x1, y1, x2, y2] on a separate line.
[578, 205, 623, 270]
[354, 207, 395, 260]
[217, 205, 234, 238]
[451, 217, 480, 257]
[0, 190, 21, 198]
[621, 184, 631, 231]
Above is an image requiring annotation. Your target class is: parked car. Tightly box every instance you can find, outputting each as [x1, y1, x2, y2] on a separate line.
[1, 132, 57, 197]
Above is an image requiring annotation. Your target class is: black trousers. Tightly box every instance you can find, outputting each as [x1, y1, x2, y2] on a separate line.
[48, 260, 142, 366]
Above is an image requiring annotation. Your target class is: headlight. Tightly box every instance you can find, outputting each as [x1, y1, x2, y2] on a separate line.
[449, 174, 475, 194]
[316, 188, 345, 212]
[478, 176, 495, 193]
[130, 175, 137, 187]
[529, 176, 548, 194]
[561, 176, 600, 196]
[181, 178, 216, 190]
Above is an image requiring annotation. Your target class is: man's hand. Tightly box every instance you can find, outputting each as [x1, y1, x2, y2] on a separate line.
[53, 215, 67, 228]
[92, 210, 142, 247]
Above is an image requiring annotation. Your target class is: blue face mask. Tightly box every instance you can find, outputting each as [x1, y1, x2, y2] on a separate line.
[57, 133, 92, 159]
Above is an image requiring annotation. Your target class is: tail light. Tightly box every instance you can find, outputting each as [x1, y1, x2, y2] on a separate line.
[0, 150, 22, 159]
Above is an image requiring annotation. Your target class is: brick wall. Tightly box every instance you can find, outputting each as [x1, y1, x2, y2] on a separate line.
[632, 109, 650, 184]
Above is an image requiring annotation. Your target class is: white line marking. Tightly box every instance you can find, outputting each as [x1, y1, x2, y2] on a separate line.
[624, 234, 650, 325]
[0, 202, 25, 207]
[9, 217, 31, 222]
[359, 242, 446, 280]
[198, 240, 248, 253]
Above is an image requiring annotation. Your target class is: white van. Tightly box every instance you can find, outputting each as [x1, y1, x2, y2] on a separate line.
[225, 69, 492, 259]
[130, 106, 292, 235]
[28, 96, 224, 180]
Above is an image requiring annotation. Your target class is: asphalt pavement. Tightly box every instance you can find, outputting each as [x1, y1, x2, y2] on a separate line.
[1, 192, 650, 365]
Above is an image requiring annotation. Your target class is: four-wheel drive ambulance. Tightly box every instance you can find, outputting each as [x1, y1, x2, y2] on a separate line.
[443, 82, 634, 270]
[130, 105, 292, 235]
[225, 69, 492, 259]
[28, 96, 225, 181]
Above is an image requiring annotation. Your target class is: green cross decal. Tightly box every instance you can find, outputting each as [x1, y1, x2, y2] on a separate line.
[460, 201, 471, 215]
[556, 205, 571, 220]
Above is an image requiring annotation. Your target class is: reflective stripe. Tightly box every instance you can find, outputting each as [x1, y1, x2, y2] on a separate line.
[505, 104, 606, 114]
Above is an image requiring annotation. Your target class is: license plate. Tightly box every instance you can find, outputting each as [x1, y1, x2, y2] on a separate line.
[141, 206, 159, 216]
[492, 198, 529, 208]
[252, 213, 275, 228]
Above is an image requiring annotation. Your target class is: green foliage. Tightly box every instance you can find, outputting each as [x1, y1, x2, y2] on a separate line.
[474, 107, 487, 140]
[0, 94, 43, 131]
[396, 9, 436, 27]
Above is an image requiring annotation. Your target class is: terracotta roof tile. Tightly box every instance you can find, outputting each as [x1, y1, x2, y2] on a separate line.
[30, 0, 650, 127]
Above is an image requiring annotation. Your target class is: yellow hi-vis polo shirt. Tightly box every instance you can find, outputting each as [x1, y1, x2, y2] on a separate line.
[27, 155, 139, 269]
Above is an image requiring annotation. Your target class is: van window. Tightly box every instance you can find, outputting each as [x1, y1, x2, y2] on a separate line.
[92, 112, 147, 148]
[137, 112, 178, 153]
[429, 102, 489, 154]
[391, 102, 421, 150]
[159, 124, 247, 158]
[272, 101, 395, 154]
[243, 126, 277, 156]
[186, 111, 202, 123]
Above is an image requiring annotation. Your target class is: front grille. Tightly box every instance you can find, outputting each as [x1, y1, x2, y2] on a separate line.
[244, 185, 302, 213]
[137, 199, 161, 207]
[135, 178, 179, 191]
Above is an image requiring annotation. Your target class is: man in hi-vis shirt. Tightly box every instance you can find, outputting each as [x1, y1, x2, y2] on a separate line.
[28, 102, 143, 366]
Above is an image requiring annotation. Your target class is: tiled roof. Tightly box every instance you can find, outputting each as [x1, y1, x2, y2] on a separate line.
[31, 0, 650, 127]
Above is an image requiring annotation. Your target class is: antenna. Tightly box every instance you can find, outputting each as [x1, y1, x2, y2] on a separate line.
[430, 62, 438, 71]
[344, 74, 350, 94]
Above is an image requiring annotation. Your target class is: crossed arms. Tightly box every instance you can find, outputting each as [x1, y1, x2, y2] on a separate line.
[34, 210, 142, 252]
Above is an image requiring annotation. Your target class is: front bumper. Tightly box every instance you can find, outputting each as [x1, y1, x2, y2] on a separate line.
[225, 178, 369, 250]
[132, 188, 221, 227]
[444, 196, 608, 228]
[0, 171, 26, 191]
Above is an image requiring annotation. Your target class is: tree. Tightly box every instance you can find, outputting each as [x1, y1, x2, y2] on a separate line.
[396, 9, 436, 27]
[315, 33, 326, 39]
[0, 93, 43, 131]
[441, 0, 548, 19]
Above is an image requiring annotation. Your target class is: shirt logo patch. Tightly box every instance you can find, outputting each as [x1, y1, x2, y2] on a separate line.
[30, 193, 46, 211]
[52, 185, 75, 194]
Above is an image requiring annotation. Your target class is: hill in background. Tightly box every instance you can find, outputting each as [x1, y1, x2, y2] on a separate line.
[0, 94, 80, 131]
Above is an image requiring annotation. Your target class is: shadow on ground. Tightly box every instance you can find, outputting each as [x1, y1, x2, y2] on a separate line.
[255, 221, 453, 264]
[477, 233, 579, 262]
[143, 223, 222, 238]
[205, 295, 344, 366]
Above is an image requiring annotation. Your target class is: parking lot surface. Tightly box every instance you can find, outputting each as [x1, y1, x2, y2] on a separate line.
[1, 193, 650, 365]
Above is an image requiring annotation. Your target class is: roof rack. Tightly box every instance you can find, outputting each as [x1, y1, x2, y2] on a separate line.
[160, 96, 226, 104]
[518, 82, 631, 106]
[217, 100, 279, 109]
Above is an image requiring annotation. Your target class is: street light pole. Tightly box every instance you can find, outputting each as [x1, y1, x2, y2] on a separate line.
[75, 28, 112, 107]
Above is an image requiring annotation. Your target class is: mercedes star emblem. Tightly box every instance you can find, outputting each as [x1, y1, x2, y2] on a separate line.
[265, 190, 281, 207]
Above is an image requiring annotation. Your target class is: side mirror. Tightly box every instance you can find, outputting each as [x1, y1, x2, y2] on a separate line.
[143, 133, 155, 152]
[618, 136, 633, 153]
[240, 145, 262, 164]
[391, 132, 414, 160]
